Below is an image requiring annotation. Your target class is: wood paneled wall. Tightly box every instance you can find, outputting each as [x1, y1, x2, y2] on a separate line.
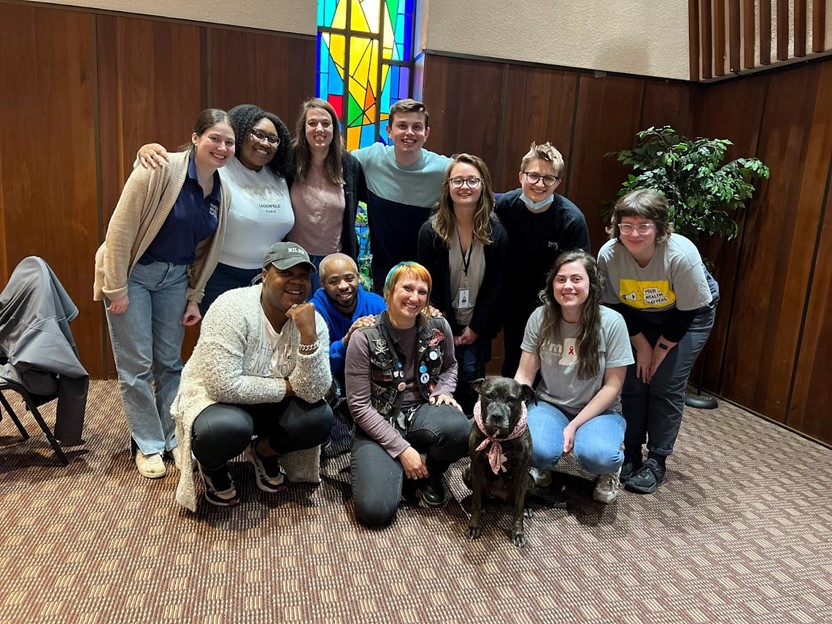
[0, 2, 316, 378]
[422, 52, 832, 444]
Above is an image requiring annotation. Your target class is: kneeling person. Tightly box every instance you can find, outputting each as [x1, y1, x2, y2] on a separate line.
[172, 242, 334, 510]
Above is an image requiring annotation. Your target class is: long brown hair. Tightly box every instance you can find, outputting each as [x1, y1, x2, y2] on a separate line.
[539, 250, 604, 379]
[429, 153, 494, 246]
[291, 98, 345, 185]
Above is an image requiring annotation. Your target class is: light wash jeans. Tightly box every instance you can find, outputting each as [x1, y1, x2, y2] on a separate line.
[527, 401, 626, 475]
[105, 261, 187, 456]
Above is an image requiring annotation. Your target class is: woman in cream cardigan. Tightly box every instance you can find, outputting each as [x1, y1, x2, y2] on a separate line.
[94, 109, 233, 480]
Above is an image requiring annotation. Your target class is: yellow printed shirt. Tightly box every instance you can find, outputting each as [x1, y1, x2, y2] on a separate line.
[597, 234, 712, 313]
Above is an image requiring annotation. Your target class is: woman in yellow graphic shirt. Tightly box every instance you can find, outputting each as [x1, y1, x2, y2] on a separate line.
[597, 189, 719, 495]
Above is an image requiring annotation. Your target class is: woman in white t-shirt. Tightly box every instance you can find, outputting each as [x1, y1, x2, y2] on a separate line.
[138, 104, 295, 312]
[514, 250, 634, 504]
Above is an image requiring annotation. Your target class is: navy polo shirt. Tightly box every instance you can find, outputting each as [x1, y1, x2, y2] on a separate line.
[138, 154, 221, 266]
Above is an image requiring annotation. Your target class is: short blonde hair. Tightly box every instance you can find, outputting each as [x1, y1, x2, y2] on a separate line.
[520, 142, 565, 177]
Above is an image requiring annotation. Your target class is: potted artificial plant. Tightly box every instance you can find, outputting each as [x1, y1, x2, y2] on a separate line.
[611, 126, 770, 408]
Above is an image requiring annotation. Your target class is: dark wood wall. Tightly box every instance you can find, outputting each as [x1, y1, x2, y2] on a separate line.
[423, 52, 832, 444]
[0, 2, 316, 378]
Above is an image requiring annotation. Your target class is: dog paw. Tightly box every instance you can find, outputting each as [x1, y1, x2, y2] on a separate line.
[467, 526, 482, 540]
[512, 532, 527, 548]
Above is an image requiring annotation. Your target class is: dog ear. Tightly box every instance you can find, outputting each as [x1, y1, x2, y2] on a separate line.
[471, 378, 486, 395]
[520, 384, 537, 405]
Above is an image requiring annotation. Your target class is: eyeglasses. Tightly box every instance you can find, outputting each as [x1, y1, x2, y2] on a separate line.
[449, 177, 482, 189]
[617, 223, 656, 235]
[522, 171, 559, 187]
[250, 129, 280, 145]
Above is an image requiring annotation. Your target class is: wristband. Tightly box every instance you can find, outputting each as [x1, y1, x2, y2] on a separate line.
[657, 343, 669, 351]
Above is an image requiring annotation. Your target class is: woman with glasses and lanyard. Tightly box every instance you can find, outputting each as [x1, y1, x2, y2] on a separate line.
[138, 104, 294, 312]
[417, 154, 508, 414]
[597, 189, 719, 495]
[286, 98, 365, 294]
[495, 142, 590, 381]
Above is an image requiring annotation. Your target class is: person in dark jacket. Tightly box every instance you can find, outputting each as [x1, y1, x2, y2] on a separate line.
[495, 142, 590, 378]
[417, 153, 508, 414]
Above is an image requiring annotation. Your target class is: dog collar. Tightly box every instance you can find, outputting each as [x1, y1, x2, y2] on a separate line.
[473, 400, 528, 475]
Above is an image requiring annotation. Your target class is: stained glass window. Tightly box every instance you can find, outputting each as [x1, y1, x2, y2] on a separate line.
[317, 0, 417, 150]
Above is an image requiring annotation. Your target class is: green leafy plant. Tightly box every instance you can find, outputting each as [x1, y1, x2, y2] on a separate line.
[355, 202, 373, 291]
[611, 126, 770, 242]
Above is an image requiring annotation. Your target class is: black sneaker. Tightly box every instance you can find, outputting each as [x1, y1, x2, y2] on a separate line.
[245, 439, 286, 493]
[620, 452, 644, 483]
[199, 464, 239, 507]
[419, 474, 447, 508]
[624, 458, 666, 494]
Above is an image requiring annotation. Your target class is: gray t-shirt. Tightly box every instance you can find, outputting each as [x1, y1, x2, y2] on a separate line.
[597, 234, 712, 312]
[521, 306, 634, 417]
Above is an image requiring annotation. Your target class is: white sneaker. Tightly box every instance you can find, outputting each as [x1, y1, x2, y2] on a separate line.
[529, 467, 552, 488]
[135, 452, 166, 479]
[593, 468, 621, 504]
[166, 447, 182, 470]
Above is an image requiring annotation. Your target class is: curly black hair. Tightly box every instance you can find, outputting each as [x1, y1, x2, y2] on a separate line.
[228, 104, 292, 179]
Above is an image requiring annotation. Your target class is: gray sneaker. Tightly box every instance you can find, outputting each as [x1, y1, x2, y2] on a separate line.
[593, 468, 621, 504]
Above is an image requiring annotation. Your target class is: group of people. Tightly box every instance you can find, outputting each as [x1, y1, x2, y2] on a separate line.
[93, 97, 718, 524]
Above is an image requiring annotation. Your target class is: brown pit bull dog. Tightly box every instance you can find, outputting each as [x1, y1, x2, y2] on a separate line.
[465, 376, 536, 548]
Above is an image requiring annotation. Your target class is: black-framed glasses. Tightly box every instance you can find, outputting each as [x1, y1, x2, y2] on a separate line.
[250, 129, 280, 146]
[522, 171, 559, 187]
[449, 177, 482, 189]
[617, 223, 656, 235]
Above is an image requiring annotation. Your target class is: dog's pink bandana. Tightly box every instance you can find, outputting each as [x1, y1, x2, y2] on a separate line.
[473, 400, 528, 475]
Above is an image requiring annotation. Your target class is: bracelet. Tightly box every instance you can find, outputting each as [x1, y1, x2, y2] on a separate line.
[298, 340, 319, 353]
[657, 342, 669, 351]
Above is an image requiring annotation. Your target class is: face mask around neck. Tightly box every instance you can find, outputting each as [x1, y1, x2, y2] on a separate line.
[519, 193, 555, 212]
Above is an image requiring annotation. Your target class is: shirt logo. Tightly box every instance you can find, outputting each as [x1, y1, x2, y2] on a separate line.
[618, 279, 675, 309]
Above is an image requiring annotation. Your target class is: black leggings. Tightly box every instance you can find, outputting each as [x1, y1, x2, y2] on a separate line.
[191, 398, 334, 469]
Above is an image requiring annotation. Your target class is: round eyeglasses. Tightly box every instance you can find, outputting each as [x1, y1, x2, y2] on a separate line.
[522, 171, 559, 187]
[617, 223, 656, 235]
[449, 177, 482, 189]
[250, 129, 280, 146]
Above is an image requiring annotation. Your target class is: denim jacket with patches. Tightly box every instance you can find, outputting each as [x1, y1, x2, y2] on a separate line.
[363, 312, 447, 417]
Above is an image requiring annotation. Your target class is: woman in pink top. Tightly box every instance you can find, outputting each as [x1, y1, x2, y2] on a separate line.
[287, 98, 365, 293]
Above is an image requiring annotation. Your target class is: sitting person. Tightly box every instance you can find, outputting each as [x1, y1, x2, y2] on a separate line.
[172, 242, 334, 510]
[310, 253, 386, 403]
[345, 261, 469, 526]
[514, 250, 634, 504]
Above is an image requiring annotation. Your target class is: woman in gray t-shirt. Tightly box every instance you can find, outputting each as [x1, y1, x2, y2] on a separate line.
[514, 250, 634, 504]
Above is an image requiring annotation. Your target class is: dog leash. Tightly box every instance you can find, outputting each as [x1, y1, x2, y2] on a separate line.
[472, 400, 528, 475]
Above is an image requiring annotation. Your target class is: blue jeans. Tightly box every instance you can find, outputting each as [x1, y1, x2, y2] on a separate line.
[350, 403, 470, 526]
[454, 340, 490, 415]
[527, 401, 625, 475]
[622, 301, 717, 457]
[105, 261, 187, 456]
[201, 262, 261, 315]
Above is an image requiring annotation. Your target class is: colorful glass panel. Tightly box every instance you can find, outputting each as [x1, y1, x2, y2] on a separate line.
[317, 0, 415, 148]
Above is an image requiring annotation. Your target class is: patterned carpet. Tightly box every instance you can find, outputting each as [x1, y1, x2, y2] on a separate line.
[1, 380, 831, 624]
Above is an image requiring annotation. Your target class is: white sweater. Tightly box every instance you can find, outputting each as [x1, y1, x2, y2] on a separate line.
[172, 284, 331, 511]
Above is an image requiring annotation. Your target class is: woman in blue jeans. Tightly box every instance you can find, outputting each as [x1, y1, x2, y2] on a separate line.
[598, 189, 718, 494]
[94, 109, 233, 479]
[514, 250, 634, 504]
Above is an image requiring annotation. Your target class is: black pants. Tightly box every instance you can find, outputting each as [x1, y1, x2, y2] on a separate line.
[191, 398, 334, 470]
[350, 403, 470, 527]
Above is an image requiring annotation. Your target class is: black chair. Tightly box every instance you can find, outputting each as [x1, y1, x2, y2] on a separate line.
[0, 374, 69, 465]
